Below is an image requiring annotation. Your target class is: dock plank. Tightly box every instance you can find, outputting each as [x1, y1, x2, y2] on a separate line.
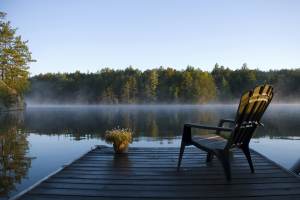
[15, 146, 300, 200]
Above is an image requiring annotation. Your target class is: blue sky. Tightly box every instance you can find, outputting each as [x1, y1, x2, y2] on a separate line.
[1, 0, 300, 75]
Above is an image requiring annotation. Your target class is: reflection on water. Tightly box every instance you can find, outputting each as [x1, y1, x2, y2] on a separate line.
[23, 105, 234, 140]
[22, 104, 300, 139]
[0, 104, 300, 198]
[0, 113, 32, 198]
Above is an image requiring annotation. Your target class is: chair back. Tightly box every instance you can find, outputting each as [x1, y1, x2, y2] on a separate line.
[226, 84, 273, 149]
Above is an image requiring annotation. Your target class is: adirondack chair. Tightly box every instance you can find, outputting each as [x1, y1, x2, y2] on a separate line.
[177, 84, 274, 180]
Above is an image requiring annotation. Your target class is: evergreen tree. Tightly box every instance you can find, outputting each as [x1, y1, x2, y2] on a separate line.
[0, 12, 33, 94]
[143, 70, 158, 102]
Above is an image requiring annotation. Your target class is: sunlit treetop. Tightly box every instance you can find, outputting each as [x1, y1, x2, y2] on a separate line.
[0, 11, 35, 95]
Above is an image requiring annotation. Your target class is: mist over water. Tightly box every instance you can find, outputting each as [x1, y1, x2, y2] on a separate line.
[1, 104, 300, 198]
[22, 103, 300, 137]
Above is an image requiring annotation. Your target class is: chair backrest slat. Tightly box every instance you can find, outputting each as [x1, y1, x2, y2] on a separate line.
[226, 84, 273, 149]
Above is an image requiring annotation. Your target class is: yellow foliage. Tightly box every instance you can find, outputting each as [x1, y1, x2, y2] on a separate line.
[105, 128, 133, 147]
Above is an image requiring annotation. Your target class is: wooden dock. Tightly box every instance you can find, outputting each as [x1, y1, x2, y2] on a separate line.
[15, 146, 300, 200]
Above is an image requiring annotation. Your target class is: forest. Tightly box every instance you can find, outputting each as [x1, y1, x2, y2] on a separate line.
[27, 64, 300, 104]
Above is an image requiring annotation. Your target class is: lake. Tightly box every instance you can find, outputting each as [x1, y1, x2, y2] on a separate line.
[1, 104, 300, 199]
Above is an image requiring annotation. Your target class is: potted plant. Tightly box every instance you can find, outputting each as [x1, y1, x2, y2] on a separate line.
[105, 128, 133, 153]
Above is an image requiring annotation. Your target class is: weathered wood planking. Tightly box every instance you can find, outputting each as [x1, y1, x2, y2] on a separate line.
[14, 146, 300, 200]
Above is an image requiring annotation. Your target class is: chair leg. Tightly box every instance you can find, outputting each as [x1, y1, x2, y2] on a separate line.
[206, 152, 214, 162]
[216, 151, 231, 180]
[177, 141, 186, 170]
[177, 125, 191, 171]
[241, 145, 254, 173]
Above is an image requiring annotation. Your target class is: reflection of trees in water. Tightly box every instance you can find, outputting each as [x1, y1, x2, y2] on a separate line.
[255, 107, 300, 138]
[22, 107, 223, 139]
[147, 112, 159, 138]
[0, 112, 32, 197]
[21, 106, 300, 140]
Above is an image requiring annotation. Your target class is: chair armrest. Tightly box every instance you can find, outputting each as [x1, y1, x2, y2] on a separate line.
[181, 123, 233, 145]
[184, 123, 232, 132]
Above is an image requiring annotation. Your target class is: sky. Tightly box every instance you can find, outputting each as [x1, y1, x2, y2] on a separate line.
[1, 0, 300, 75]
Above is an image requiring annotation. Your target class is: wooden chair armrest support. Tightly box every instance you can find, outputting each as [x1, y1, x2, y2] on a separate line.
[216, 119, 235, 135]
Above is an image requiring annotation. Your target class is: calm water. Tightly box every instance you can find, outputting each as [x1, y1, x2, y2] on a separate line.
[1, 104, 300, 199]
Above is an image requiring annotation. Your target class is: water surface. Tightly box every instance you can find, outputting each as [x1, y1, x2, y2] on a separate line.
[0, 104, 300, 199]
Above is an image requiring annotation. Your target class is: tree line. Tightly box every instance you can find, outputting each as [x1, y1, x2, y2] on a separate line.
[27, 64, 300, 104]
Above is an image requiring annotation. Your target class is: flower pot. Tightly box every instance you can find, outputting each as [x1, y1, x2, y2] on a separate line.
[113, 142, 128, 153]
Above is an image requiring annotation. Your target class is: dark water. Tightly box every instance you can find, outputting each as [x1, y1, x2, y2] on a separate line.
[1, 104, 300, 199]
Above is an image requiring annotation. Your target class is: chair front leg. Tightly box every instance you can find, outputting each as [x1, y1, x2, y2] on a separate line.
[177, 140, 186, 170]
[177, 126, 191, 170]
[216, 150, 231, 180]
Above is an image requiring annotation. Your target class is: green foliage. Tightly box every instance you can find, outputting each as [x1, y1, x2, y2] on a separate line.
[143, 69, 158, 102]
[27, 64, 300, 104]
[28, 67, 217, 104]
[0, 80, 19, 107]
[0, 11, 33, 106]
